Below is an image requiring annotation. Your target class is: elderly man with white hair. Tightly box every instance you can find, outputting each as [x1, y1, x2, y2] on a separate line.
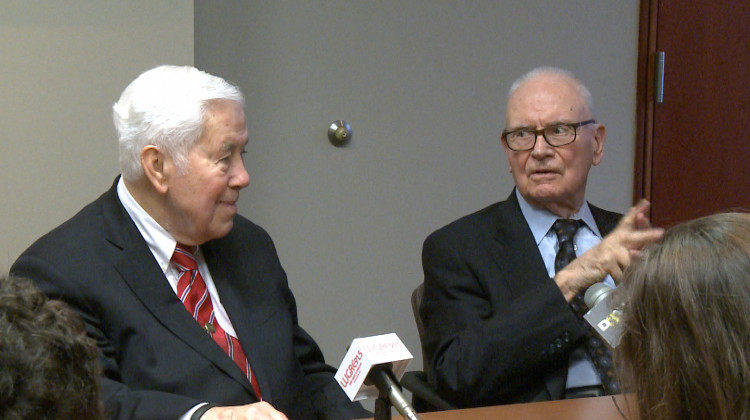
[419, 67, 664, 408]
[13, 65, 369, 420]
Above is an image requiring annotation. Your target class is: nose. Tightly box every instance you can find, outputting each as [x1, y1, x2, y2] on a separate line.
[230, 161, 250, 189]
[530, 131, 553, 157]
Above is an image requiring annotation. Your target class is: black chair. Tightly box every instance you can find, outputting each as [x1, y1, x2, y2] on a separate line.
[400, 283, 456, 412]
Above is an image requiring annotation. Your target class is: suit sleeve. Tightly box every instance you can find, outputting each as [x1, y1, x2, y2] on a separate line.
[281, 277, 371, 420]
[419, 227, 587, 407]
[293, 324, 372, 420]
[247, 224, 371, 420]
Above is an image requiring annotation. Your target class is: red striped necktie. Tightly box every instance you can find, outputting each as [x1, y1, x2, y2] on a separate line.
[172, 244, 262, 399]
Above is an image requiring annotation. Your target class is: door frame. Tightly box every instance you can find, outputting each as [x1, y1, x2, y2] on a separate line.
[633, 0, 657, 203]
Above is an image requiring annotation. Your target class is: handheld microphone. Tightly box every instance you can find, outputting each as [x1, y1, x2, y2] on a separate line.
[583, 283, 623, 348]
[335, 333, 421, 420]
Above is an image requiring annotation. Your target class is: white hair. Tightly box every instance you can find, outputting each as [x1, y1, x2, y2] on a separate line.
[112, 65, 244, 181]
[508, 66, 595, 117]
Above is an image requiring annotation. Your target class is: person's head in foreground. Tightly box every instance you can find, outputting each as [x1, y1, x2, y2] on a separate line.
[614, 212, 750, 420]
[0, 274, 104, 420]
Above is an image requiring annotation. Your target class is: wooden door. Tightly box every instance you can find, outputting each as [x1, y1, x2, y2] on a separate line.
[635, 0, 750, 228]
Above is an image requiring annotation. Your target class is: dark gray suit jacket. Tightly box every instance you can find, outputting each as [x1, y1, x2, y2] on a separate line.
[419, 190, 620, 408]
[12, 178, 368, 420]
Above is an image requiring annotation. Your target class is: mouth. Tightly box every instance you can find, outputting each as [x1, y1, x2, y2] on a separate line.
[528, 168, 560, 180]
[218, 199, 238, 210]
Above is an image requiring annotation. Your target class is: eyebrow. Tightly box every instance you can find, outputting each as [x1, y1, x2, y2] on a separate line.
[221, 140, 247, 153]
[506, 120, 575, 131]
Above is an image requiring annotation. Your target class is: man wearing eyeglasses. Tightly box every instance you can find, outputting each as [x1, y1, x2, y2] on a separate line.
[419, 67, 664, 408]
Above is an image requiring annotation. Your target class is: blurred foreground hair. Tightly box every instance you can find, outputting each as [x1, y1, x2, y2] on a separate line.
[614, 212, 750, 420]
[0, 275, 104, 419]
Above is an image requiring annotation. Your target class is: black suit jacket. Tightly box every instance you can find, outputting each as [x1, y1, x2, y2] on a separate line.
[419, 190, 620, 408]
[11, 178, 368, 420]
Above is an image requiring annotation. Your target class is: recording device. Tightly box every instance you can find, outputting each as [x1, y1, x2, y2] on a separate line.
[335, 333, 421, 420]
[583, 283, 623, 348]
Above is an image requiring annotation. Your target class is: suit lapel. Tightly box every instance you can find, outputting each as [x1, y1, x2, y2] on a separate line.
[487, 190, 569, 400]
[202, 235, 274, 402]
[100, 181, 256, 398]
[589, 203, 621, 236]
[488, 191, 551, 299]
[488, 193, 622, 299]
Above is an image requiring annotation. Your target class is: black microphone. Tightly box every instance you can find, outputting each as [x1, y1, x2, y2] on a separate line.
[365, 364, 421, 420]
[583, 283, 623, 348]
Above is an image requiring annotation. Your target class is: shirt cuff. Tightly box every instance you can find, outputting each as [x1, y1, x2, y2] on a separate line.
[182, 403, 216, 420]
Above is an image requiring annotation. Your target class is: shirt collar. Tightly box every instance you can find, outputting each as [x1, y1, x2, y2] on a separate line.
[117, 176, 178, 274]
[515, 188, 602, 245]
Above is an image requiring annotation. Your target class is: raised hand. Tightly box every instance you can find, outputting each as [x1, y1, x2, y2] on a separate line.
[555, 199, 664, 301]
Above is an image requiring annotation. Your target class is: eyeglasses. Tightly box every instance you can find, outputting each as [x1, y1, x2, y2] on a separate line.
[501, 119, 596, 151]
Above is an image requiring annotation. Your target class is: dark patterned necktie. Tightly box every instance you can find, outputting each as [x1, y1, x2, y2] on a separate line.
[172, 244, 263, 399]
[552, 219, 619, 394]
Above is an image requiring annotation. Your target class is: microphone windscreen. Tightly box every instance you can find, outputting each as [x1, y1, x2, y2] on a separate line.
[584, 282, 612, 309]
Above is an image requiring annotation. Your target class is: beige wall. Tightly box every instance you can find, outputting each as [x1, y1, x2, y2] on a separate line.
[0, 1, 194, 270]
[2, 0, 640, 406]
[195, 0, 641, 378]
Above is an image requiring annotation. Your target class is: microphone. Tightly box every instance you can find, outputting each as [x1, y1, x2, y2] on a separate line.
[366, 364, 420, 420]
[335, 333, 421, 420]
[582, 283, 623, 348]
[584, 282, 612, 308]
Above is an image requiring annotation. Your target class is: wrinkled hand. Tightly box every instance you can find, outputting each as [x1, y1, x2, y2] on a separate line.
[201, 402, 289, 420]
[555, 199, 664, 301]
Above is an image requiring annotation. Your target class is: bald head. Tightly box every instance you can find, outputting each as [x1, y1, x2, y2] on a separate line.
[507, 67, 594, 120]
[501, 67, 605, 217]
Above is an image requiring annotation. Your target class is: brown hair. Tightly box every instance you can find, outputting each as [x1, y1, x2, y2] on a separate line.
[0, 275, 105, 420]
[613, 212, 750, 420]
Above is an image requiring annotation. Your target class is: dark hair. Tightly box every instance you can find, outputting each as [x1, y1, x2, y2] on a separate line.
[0, 275, 104, 419]
[613, 212, 750, 420]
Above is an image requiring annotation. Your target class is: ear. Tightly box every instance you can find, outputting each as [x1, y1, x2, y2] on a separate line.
[140, 145, 170, 194]
[591, 123, 606, 166]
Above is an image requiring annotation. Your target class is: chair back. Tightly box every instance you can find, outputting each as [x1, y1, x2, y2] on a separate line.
[410, 282, 428, 373]
[402, 282, 457, 411]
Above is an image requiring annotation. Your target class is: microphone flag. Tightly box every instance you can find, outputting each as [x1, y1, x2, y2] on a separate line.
[335, 333, 413, 401]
